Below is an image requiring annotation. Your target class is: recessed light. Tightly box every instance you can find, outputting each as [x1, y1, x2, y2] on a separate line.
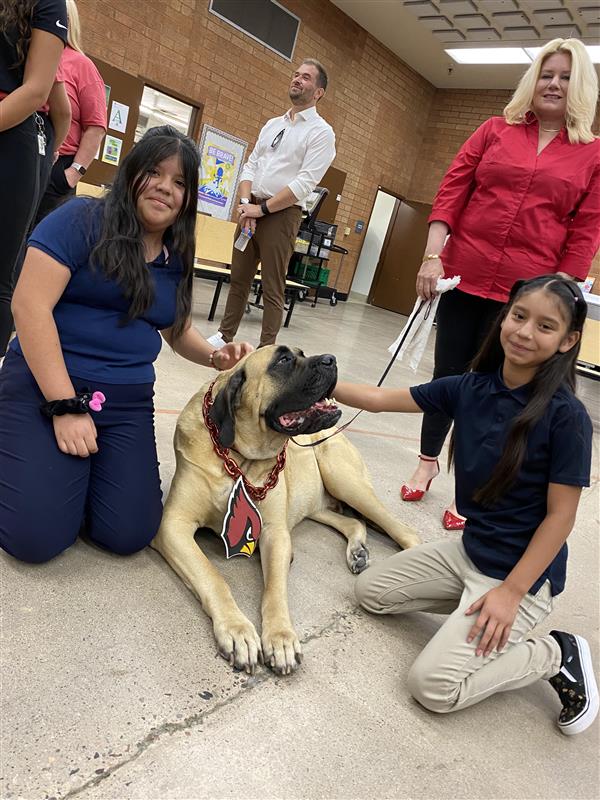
[447, 45, 600, 65]
[445, 47, 531, 64]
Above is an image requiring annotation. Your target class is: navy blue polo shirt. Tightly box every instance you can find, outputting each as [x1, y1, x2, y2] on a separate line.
[10, 197, 184, 384]
[410, 371, 592, 596]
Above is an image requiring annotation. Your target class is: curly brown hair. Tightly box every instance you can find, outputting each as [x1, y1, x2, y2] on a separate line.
[0, 0, 37, 66]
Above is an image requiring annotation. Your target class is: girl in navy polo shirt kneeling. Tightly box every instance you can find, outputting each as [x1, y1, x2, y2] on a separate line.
[0, 125, 251, 564]
[334, 275, 597, 736]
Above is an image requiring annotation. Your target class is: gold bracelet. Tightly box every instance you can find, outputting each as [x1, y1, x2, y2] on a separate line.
[208, 350, 219, 370]
[423, 253, 441, 261]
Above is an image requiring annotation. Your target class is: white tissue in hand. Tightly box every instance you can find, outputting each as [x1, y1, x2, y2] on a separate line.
[387, 275, 461, 371]
[435, 275, 461, 293]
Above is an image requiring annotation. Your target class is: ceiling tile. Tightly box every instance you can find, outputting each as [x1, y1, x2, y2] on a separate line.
[575, 6, 600, 24]
[463, 26, 501, 38]
[403, 1, 440, 14]
[478, 0, 518, 11]
[501, 25, 540, 39]
[431, 28, 467, 40]
[532, 8, 574, 25]
[454, 12, 491, 26]
[438, 0, 477, 13]
[418, 14, 454, 28]
[541, 22, 582, 34]
[519, 0, 563, 8]
[491, 11, 531, 26]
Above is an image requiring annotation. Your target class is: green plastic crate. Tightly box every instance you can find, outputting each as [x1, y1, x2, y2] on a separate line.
[318, 267, 330, 285]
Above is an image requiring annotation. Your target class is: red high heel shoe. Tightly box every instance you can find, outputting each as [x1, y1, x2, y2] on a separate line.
[442, 509, 466, 530]
[400, 455, 439, 501]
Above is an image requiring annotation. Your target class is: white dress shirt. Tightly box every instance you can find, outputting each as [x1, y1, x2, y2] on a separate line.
[240, 105, 336, 207]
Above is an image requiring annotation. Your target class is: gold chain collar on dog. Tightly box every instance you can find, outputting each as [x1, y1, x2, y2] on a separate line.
[202, 380, 288, 502]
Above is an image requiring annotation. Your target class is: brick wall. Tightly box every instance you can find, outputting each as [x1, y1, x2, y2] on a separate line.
[408, 88, 512, 204]
[76, 0, 436, 293]
[75, 0, 598, 295]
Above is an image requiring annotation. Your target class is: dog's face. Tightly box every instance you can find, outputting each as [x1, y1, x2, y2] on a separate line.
[209, 346, 342, 451]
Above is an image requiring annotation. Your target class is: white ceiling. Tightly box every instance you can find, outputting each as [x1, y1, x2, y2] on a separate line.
[330, 0, 600, 88]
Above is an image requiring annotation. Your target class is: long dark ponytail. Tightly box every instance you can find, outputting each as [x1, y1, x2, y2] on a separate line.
[450, 275, 587, 507]
[0, 0, 37, 66]
[90, 125, 199, 341]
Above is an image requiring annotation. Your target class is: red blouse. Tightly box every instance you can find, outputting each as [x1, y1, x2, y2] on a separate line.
[430, 116, 600, 303]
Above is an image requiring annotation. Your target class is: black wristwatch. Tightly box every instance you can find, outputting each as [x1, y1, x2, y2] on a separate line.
[260, 199, 271, 216]
[71, 162, 87, 176]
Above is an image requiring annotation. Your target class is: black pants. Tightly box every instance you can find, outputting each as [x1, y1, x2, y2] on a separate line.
[421, 288, 504, 457]
[34, 152, 76, 225]
[0, 351, 163, 563]
[0, 115, 46, 354]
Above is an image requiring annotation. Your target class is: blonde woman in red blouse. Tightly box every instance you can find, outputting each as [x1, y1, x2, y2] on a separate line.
[402, 38, 599, 530]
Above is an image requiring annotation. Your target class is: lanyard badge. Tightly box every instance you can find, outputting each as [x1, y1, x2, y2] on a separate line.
[34, 112, 46, 155]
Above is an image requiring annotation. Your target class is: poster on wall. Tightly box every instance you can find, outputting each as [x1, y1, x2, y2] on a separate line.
[101, 135, 123, 165]
[108, 101, 129, 133]
[197, 124, 247, 220]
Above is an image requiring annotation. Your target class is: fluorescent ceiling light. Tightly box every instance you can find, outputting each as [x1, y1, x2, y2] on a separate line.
[447, 45, 600, 65]
[526, 45, 600, 64]
[446, 48, 531, 64]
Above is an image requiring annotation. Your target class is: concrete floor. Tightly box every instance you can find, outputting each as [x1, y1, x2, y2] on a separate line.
[1, 281, 599, 800]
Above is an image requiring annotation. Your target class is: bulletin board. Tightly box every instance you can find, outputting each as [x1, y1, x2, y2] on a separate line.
[84, 58, 144, 188]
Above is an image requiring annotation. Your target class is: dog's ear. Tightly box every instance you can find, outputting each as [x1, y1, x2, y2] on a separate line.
[208, 368, 246, 448]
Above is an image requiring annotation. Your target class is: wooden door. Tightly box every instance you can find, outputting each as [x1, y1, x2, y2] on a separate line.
[317, 165, 346, 224]
[369, 200, 431, 316]
[84, 58, 144, 188]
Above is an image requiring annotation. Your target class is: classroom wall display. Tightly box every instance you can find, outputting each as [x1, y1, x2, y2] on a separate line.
[109, 101, 129, 133]
[197, 124, 247, 220]
[101, 135, 123, 165]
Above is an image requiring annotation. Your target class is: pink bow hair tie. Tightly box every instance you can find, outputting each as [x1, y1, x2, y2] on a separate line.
[88, 391, 106, 412]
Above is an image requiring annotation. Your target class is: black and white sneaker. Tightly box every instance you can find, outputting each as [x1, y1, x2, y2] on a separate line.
[548, 630, 599, 735]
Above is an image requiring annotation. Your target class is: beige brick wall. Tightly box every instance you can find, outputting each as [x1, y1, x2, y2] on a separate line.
[408, 88, 512, 204]
[77, 0, 437, 293]
[75, 0, 598, 294]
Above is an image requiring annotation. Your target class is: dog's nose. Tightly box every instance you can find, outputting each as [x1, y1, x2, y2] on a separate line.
[319, 354, 336, 367]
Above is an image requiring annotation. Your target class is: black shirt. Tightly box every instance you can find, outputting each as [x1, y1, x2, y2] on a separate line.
[0, 0, 67, 93]
[410, 370, 592, 596]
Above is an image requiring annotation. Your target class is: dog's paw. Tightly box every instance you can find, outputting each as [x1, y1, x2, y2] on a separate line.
[261, 625, 302, 676]
[214, 616, 262, 675]
[347, 544, 369, 574]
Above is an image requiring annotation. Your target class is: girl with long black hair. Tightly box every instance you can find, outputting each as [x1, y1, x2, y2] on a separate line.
[334, 275, 597, 736]
[0, 125, 252, 563]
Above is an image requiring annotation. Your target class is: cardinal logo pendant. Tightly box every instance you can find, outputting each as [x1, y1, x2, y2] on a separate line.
[220, 477, 263, 558]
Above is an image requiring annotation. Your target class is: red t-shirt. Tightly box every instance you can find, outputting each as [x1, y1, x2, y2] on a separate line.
[58, 45, 107, 155]
[430, 116, 600, 302]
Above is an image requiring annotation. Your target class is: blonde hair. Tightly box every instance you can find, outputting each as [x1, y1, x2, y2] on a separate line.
[66, 0, 84, 53]
[504, 38, 598, 144]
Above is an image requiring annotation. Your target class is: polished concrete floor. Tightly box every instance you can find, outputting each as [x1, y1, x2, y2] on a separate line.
[1, 280, 599, 800]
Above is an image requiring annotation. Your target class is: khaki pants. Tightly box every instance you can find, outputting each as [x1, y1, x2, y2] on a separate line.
[219, 206, 303, 347]
[355, 539, 562, 713]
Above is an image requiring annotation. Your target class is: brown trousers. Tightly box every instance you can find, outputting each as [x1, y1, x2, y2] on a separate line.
[219, 205, 303, 346]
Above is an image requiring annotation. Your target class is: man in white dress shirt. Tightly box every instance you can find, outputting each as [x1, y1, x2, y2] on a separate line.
[209, 59, 336, 347]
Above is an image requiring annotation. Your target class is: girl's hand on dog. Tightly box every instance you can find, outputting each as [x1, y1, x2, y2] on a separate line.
[53, 413, 98, 457]
[465, 583, 523, 657]
[213, 341, 254, 371]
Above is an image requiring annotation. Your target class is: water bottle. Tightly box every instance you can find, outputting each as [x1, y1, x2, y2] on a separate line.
[234, 228, 252, 252]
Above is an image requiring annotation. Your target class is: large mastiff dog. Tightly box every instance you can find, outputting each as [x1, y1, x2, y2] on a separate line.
[151, 346, 419, 675]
